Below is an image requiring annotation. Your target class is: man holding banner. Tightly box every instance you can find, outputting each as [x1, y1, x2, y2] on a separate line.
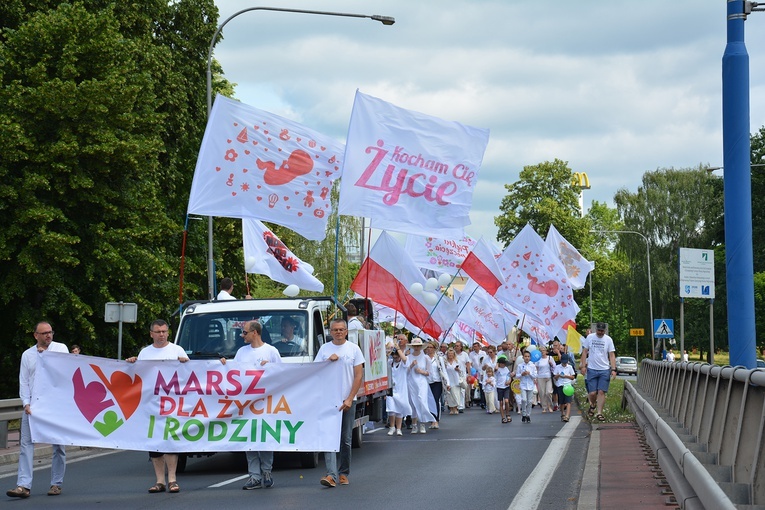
[6, 322, 69, 499]
[315, 319, 364, 488]
[126, 319, 188, 494]
[222, 320, 282, 490]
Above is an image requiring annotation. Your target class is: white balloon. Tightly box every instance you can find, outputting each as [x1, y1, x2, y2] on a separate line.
[437, 273, 452, 287]
[526, 344, 538, 351]
[425, 277, 438, 292]
[283, 284, 300, 297]
[409, 282, 423, 295]
[244, 256, 257, 272]
[423, 292, 439, 306]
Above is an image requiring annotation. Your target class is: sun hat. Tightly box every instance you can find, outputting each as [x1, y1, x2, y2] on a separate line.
[408, 337, 425, 347]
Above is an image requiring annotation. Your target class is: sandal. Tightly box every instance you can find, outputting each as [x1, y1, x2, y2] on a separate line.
[6, 486, 31, 498]
[148, 483, 166, 493]
[168, 481, 180, 493]
[596, 413, 606, 422]
[501, 418, 508, 423]
[588, 405, 596, 417]
[563, 416, 570, 422]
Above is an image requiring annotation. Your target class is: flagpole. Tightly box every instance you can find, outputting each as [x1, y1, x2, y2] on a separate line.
[413, 270, 460, 339]
[440, 285, 479, 341]
[204, 6, 395, 299]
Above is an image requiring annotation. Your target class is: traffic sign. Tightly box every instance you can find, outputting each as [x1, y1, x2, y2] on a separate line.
[679, 248, 715, 298]
[629, 328, 644, 336]
[654, 319, 674, 338]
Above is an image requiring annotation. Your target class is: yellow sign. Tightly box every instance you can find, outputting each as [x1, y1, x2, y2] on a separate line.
[629, 328, 644, 336]
[571, 172, 591, 190]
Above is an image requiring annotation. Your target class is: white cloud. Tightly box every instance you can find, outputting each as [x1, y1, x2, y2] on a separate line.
[210, 0, 765, 243]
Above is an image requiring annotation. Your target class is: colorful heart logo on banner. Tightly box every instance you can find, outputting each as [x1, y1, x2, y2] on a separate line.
[71, 365, 143, 437]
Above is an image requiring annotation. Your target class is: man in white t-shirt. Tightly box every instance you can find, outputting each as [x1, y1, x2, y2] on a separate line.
[346, 303, 366, 331]
[222, 320, 281, 490]
[126, 320, 188, 494]
[315, 319, 364, 488]
[6, 321, 69, 499]
[579, 322, 616, 422]
[216, 277, 236, 300]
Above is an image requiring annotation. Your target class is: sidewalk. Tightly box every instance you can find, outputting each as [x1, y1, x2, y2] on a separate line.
[579, 421, 678, 510]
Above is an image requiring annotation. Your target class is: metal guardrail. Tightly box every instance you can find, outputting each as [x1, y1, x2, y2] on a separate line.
[0, 398, 23, 449]
[624, 359, 765, 509]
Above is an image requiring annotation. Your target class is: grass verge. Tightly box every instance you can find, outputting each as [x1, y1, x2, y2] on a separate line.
[572, 375, 634, 423]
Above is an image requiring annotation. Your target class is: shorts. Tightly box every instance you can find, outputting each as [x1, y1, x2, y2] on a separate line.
[556, 385, 572, 405]
[585, 369, 611, 393]
[496, 387, 511, 401]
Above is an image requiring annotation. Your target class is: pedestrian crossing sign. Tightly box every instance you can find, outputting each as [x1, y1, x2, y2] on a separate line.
[653, 319, 674, 338]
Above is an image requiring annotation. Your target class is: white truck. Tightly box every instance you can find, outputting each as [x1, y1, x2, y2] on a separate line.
[171, 296, 389, 471]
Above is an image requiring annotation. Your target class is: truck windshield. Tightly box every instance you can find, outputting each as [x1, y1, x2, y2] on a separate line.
[176, 310, 310, 360]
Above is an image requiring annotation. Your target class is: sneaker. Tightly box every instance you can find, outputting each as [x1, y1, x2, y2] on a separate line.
[263, 472, 274, 489]
[47, 485, 62, 496]
[243, 477, 262, 490]
[388, 427, 395, 436]
[553, 405, 559, 411]
[339, 475, 349, 485]
[320, 476, 336, 488]
[527, 416, 532, 423]
[458, 409, 464, 413]
[396, 429, 402, 436]
[411, 427, 418, 434]
[419, 424, 427, 434]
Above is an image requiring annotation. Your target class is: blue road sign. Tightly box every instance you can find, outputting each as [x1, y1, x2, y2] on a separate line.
[654, 319, 674, 338]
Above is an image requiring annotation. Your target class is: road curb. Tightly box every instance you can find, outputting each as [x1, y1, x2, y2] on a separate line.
[577, 425, 599, 510]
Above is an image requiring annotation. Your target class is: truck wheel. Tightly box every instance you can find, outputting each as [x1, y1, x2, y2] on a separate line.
[176, 453, 187, 473]
[300, 452, 319, 469]
[351, 425, 363, 448]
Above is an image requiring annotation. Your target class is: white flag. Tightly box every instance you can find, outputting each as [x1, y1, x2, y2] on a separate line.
[404, 234, 476, 275]
[243, 219, 324, 292]
[545, 224, 594, 290]
[339, 91, 490, 239]
[188, 94, 344, 240]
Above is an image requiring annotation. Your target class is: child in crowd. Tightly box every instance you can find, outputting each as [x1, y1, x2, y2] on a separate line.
[495, 356, 512, 423]
[553, 354, 576, 422]
[482, 367, 497, 414]
[515, 350, 538, 423]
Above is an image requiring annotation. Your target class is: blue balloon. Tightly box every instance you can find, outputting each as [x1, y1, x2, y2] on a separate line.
[470, 367, 477, 376]
[530, 350, 542, 362]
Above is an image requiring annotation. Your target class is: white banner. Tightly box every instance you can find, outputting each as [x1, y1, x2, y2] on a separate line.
[339, 91, 490, 239]
[187, 94, 344, 240]
[31, 352, 343, 453]
[404, 234, 476, 274]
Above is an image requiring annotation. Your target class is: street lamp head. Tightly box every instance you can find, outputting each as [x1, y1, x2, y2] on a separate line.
[371, 15, 396, 25]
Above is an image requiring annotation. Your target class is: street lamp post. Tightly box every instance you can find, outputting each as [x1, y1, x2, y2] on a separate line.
[591, 229, 654, 357]
[204, 6, 395, 299]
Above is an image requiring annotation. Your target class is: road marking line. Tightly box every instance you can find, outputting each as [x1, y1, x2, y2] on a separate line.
[507, 416, 582, 510]
[209, 474, 249, 488]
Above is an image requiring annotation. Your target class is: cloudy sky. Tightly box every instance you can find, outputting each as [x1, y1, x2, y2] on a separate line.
[211, 0, 765, 245]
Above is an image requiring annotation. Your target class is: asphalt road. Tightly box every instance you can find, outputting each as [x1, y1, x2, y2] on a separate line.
[1, 405, 590, 510]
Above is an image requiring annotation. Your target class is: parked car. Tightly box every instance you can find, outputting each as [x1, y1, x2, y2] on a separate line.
[757, 359, 765, 368]
[615, 356, 638, 375]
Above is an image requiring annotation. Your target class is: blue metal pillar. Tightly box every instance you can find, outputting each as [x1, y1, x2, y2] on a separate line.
[722, 0, 756, 368]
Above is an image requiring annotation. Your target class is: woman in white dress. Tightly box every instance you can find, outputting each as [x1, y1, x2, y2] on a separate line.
[386, 345, 411, 436]
[443, 348, 463, 415]
[407, 338, 437, 434]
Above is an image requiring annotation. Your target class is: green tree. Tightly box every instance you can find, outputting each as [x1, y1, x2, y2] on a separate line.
[613, 167, 724, 356]
[495, 159, 586, 248]
[0, 1, 219, 397]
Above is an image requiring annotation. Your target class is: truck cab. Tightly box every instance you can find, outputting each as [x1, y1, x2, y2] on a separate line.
[174, 297, 330, 363]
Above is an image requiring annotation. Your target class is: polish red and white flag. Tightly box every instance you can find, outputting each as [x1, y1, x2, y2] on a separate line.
[351, 231, 456, 339]
[460, 237, 505, 295]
